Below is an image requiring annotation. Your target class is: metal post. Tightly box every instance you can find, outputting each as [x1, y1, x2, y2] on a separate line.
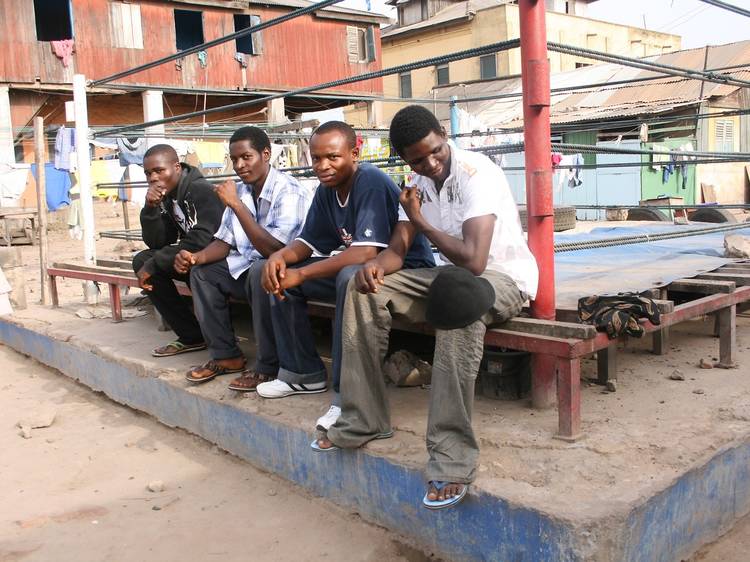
[73, 74, 98, 303]
[33, 117, 49, 305]
[519, 0, 557, 407]
[449, 96, 459, 138]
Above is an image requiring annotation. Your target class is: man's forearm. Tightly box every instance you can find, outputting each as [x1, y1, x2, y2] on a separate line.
[195, 239, 231, 265]
[231, 203, 284, 257]
[297, 246, 378, 281]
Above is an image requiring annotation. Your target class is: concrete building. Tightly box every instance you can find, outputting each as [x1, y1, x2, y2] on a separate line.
[346, 0, 681, 126]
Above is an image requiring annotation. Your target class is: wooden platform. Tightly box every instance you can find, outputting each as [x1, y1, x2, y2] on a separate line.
[46, 260, 750, 441]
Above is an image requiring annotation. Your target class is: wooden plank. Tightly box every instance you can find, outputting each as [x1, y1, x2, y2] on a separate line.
[668, 279, 736, 294]
[96, 259, 134, 270]
[718, 304, 737, 367]
[51, 262, 137, 278]
[716, 267, 750, 274]
[597, 345, 616, 384]
[696, 272, 750, 286]
[555, 357, 582, 441]
[497, 317, 596, 339]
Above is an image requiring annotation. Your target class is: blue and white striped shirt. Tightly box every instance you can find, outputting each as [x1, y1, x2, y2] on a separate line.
[214, 167, 313, 279]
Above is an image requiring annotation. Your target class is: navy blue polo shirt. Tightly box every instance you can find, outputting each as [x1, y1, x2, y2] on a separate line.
[297, 163, 434, 269]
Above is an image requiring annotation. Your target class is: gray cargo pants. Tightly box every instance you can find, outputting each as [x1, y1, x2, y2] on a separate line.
[326, 266, 525, 484]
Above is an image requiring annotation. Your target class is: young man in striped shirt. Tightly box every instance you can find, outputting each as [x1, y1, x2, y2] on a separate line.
[173, 126, 313, 386]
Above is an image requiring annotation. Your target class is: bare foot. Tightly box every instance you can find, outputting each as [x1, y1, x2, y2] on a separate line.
[315, 436, 336, 450]
[426, 482, 465, 502]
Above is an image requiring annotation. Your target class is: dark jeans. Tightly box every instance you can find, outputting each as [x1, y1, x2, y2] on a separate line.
[133, 248, 203, 344]
[190, 259, 278, 375]
[268, 259, 358, 400]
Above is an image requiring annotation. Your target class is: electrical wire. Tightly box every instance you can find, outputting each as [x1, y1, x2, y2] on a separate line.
[93, 38, 523, 137]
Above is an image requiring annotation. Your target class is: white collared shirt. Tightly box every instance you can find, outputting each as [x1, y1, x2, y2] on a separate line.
[402, 143, 539, 298]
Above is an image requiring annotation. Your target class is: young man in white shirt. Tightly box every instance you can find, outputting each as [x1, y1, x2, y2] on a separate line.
[316, 106, 538, 511]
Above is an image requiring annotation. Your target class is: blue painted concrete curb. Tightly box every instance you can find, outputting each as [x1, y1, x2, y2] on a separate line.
[2, 319, 749, 561]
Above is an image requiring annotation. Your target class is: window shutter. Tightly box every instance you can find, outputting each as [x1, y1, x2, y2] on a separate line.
[365, 26, 376, 62]
[250, 15, 263, 55]
[347, 26, 359, 62]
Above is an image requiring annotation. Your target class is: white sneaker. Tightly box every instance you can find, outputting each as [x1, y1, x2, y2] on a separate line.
[256, 378, 327, 399]
[316, 405, 341, 431]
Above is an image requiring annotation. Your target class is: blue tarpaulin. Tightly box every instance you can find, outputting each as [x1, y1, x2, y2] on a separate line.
[552, 224, 750, 307]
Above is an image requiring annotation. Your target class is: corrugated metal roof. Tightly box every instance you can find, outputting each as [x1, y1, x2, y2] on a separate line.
[433, 40, 750, 128]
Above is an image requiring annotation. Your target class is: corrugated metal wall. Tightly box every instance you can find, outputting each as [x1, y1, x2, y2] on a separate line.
[0, 0, 383, 95]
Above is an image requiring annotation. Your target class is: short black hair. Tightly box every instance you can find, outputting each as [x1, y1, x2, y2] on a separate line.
[143, 144, 178, 163]
[229, 126, 271, 153]
[311, 120, 357, 149]
[389, 105, 443, 156]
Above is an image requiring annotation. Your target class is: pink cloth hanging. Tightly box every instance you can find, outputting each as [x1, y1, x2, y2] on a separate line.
[51, 40, 75, 67]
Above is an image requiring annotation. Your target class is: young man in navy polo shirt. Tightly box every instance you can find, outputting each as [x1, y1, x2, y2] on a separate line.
[256, 121, 434, 433]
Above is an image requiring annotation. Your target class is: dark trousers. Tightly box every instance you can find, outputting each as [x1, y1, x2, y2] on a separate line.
[269, 259, 358, 401]
[133, 248, 203, 344]
[190, 259, 278, 375]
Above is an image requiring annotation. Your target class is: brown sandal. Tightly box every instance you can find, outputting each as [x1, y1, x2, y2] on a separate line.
[186, 360, 246, 384]
[227, 372, 276, 392]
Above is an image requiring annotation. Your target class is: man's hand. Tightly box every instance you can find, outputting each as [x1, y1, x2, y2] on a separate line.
[399, 185, 424, 225]
[145, 185, 166, 208]
[262, 251, 287, 297]
[136, 266, 153, 291]
[272, 268, 306, 300]
[174, 250, 200, 275]
[214, 179, 241, 210]
[354, 261, 385, 294]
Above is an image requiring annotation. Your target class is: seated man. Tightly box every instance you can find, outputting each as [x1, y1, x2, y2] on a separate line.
[134, 144, 224, 356]
[173, 126, 312, 385]
[256, 121, 434, 432]
[319, 106, 539, 511]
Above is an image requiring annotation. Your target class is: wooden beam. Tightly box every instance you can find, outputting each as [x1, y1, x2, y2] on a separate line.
[696, 272, 750, 286]
[668, 278, 736, 294]
[51, 262, 137, 278]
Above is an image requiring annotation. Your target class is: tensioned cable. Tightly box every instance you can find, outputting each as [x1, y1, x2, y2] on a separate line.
[697, 0, 750, 18]
[93, 38, 522, 137]
[547, 42, 750, 88]
[96, 155, 750, 189]
[553, 223, 750, 253]
[94, 40, 750, 137]
[92, 0, 347, 86]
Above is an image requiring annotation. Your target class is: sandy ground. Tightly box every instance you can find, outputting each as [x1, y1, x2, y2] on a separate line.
[0, 344, 439, 562]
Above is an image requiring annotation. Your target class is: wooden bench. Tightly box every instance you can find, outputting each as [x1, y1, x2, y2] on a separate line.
[47, 261, 750, 440]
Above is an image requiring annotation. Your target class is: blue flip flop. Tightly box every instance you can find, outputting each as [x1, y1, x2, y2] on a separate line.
[422, 481, 468, 510]
[310, 431, 394, 453]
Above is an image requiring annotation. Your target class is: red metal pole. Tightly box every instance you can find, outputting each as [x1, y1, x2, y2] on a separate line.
[519, 0, 557, 408]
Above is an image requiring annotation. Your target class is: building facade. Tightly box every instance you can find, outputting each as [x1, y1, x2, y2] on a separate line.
[0, 0, 389, 163]
[346, 0, 681, 126]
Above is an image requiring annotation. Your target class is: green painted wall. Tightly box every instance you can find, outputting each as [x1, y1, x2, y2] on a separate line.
[563, 131, 597, 166]
[641, 139, 697, 204]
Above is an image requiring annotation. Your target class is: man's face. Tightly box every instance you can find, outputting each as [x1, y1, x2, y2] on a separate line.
[310, 131, 359, 189]
[230, 140, 270, 186]
[143, 153, 182, 193]
[400, 130, 451, 184]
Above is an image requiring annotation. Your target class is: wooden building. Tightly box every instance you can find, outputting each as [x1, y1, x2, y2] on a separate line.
[0, 0, 389, 163]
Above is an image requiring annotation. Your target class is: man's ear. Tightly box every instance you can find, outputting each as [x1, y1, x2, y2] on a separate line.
[351, 145, 360, 161]
[439, 126, 448, 139]
[262, 146, 272, 163]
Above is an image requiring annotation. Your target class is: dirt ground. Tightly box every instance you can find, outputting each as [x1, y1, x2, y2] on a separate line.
[0, 344, 438, 562]
[4, 201, 750, 560]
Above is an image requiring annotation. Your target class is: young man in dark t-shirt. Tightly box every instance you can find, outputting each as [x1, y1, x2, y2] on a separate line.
[256, 121, 433, 432]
